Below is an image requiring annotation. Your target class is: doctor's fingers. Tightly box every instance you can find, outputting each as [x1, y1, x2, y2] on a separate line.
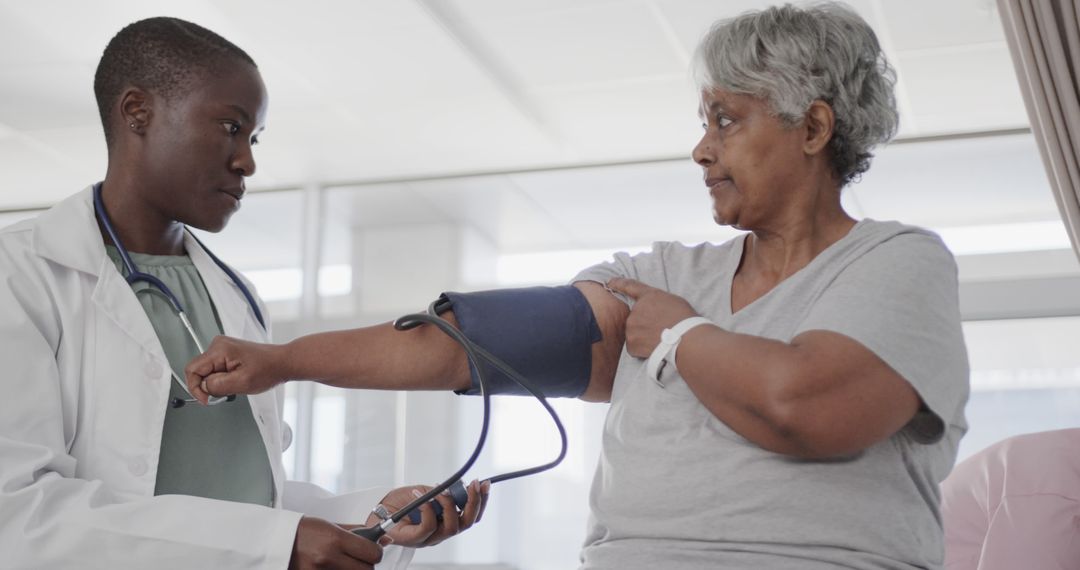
[419, 492, 462, 547]
[454, 479, 488, 531]
[291, 517, 383, 570]
[414, 480, 488, 547]
[336, 536, 383, 570]
[473, 479, 491, 524]
[385, 500, 439, 547]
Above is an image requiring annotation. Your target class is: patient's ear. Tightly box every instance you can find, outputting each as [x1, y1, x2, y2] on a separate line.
[803, 99, 835, 156]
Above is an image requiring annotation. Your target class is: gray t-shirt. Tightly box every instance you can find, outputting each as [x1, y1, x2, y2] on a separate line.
[572, 219, 970, 569]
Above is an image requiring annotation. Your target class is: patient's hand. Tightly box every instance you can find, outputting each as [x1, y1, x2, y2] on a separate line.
[184, 336, 289, 403]
[606, 277, 698, 358]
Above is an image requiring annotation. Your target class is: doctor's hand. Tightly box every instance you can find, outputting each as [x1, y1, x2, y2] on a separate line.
[606, 277, 699, 358]
[358, 481, 490, 548]
[291, 516, 384, 570]
[184, 336, 290, 404]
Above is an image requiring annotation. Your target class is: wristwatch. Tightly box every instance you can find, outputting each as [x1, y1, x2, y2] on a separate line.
[646, 316, 713, 387]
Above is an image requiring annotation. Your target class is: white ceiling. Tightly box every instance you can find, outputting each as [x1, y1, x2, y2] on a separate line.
[0, 0, 1032, 213]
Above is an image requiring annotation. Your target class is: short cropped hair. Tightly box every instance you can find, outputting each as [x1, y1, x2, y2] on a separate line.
[692, 2, 898, 186]
[93, 17, 256, 147]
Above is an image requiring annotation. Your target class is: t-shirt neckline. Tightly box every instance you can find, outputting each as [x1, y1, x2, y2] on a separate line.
[725, 219, 868, 318]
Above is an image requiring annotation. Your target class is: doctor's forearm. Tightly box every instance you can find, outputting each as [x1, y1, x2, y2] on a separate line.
[279, 320, 472, 392]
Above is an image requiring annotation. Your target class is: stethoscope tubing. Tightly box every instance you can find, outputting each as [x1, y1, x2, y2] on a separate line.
[91, 182, 265, 329]
[92, 183, 243, 407]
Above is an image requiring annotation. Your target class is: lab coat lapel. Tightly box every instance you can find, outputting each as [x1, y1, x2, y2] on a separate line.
[31, 186, 100, 276]
[91, 256, 170, 361]
[35, 186, 166, 360]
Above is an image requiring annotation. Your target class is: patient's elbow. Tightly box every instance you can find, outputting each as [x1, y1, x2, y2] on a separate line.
[761, 374, 867, 460]
[766, 404, 865, 460]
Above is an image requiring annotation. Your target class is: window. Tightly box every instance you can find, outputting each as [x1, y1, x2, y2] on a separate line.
[959, 316, 1080, 461]
[191, 189, 305, 320]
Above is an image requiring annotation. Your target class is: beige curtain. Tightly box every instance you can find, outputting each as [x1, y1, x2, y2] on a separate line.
[998, 0, 1080, 259]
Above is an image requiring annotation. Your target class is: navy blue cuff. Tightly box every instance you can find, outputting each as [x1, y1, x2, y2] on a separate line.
[440, 286, 602, 398]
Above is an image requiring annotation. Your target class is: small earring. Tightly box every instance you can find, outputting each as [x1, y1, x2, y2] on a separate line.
[129, 122, 136, 129]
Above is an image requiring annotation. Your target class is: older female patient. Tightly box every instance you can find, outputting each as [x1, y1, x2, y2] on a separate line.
[187, 3, 969, 568]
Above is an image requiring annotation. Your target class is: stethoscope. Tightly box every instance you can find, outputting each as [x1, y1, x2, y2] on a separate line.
[92, 182, 264, 408]
[353, 297, 568, 541]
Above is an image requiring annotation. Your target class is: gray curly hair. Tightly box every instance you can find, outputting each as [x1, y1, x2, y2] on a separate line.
[692, 2, 899, 186]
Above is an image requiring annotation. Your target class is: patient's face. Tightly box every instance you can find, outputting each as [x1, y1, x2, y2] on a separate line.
[692, 88, 813, 232]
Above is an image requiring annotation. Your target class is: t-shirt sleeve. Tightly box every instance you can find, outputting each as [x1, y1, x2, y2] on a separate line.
[571, 242, 670, 304]
[795, 232, 969, 443]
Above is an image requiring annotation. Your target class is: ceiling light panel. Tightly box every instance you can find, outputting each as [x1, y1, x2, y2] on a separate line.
[409, 175, 577, 252]
[878, 0, 1005, 51]
[451, 0, 685, 89]
[897, 44, 1028, 135]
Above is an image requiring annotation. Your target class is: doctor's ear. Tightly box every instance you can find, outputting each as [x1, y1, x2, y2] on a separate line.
[119, 87, 152, 134]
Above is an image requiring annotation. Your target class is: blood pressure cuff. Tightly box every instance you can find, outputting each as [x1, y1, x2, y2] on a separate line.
[440, 286, 602, 398]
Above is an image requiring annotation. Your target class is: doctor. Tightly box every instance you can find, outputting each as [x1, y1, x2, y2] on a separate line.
[0, 17, 484, 569]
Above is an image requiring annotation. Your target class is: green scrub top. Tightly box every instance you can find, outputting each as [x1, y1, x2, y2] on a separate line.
[106, 246, 274, 506]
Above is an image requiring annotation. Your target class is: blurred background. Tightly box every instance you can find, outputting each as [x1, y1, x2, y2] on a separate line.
[2, 1, 1078, 568]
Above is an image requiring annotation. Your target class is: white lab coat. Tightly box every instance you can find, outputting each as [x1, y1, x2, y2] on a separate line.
[0, 187, 411, 569]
